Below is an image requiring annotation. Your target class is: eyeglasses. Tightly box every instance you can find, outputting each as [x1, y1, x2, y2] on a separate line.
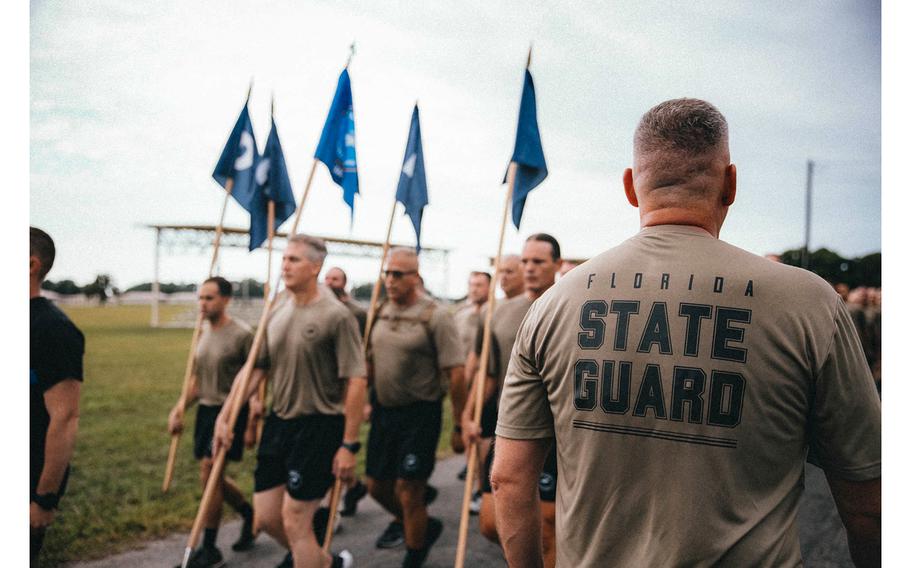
[383, 270, 418, 279]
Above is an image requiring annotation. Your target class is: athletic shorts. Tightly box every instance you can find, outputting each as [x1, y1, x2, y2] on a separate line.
[254, 412, 344, 501]
[483, 439, 558, 502]
[194, 403, 249, 462]
[480, 397, 497, 439]
[366, 398, 442, 481]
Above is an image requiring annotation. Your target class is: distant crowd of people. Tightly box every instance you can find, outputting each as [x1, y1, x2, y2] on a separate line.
[834, 284, 882, 393]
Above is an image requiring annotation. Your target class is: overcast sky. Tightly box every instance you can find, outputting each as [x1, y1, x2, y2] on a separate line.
[29, 1, 881, 297]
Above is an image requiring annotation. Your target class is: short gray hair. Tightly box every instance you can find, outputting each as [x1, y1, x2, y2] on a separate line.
[388, 247, 419, 268]
[634, 98, 728, 158]
[288, 234, 328, 264]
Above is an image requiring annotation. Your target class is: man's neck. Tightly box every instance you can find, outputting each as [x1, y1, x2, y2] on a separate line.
[290, 281, 320, 305]
[526, 282, 553, 302]
[638, 208, 720, 238]
[394, 291, 420, 309]
[208, 313, 230, 329]
[30, 279, 42, 299]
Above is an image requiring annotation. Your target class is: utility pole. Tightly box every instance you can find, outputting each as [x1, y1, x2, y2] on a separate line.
[802, 160, 814, 269]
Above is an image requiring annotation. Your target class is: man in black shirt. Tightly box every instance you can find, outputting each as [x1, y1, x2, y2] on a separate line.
[30, 227, 85, 564]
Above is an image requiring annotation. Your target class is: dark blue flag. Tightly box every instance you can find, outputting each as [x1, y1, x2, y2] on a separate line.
[212, 104, 259, 212]
[395, 105, 429, 252]
[314, 69, 359, 218]
[248, 118, 297, 251]
[507, 69, 548, 229]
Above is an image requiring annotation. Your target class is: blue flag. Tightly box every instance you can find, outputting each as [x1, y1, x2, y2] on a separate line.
[507, 69, 548, 229]
[248, 118, 297, 251]
[314, 69, 359, 218]
[212, 104, 259, 212]
[395, 105, 429, 252]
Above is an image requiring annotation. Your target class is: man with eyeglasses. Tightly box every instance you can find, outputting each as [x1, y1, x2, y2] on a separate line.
[364, 247, 466, 568]
[167, 276, 256, 567]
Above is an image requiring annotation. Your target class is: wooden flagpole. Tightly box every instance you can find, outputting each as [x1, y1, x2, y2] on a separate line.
[162, 178, 234, 493]
[255, 200, 276, 444]
[321, 197, 397, 554]
[454, 162, 518, 568]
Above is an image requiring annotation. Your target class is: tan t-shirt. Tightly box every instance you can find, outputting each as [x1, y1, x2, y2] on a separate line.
[194, 319, 253, 406]
[341, 296, 367, 336]
[454, 302, 482, 360]
[257, 290, 366, 418]
[370, 296, 464, 407]
[474, 295, 533, 394]
[497, 225, 881, 567]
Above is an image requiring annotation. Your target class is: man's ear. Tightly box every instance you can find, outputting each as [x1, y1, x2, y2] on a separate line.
[721, 163, 737, 206]
[623, 168, 639, 208]
[29, 255, 41, 279]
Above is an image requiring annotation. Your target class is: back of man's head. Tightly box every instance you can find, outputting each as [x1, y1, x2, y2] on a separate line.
[30, 227, 56, 281]
[204, 276, 233, 297]
[633, 98, 730, 200]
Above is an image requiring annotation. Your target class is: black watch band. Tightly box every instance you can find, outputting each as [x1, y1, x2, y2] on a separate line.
[341, 441, 361, 454]
[32, 492, 60, 511]
[453, 425, 463, 434]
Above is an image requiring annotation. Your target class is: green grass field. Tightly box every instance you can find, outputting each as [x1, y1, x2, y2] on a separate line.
[41, 304, 455, 566]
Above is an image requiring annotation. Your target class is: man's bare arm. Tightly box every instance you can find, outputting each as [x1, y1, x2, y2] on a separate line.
[333, 376, 368, 482]
[37, 379, 81, 495]
[448, 365, 467, 422]
[491, 436, 551, 568]
[826, 472, 880, 567]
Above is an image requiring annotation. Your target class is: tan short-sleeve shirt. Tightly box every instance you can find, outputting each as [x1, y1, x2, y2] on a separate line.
[474, 295, 533, 394]
[258, 290, 366, 418]
[454, 303, 482, 360]
[370, 296, 464, 407]
[194, 319, 253, 406]
[497, 225, 881, 567]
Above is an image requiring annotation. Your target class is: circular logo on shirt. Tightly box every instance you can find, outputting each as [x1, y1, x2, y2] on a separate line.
[303, 323, 319, 339]
[288, 470, 302, 490]
[402, 453, 420, 474]
[538, 472, 555, 493]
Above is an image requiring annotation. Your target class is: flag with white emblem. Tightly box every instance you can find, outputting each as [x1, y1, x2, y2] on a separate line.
[314, 69, 359, 220]
[507, 69, 548, 229]
[248, 116, 297, 251]
[395, 105, 428, 252]
[212, 100, 259, 212]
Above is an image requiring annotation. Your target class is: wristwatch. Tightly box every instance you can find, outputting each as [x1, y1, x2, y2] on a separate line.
[341, 441, 362, 454]
[32, 492, 59, 511]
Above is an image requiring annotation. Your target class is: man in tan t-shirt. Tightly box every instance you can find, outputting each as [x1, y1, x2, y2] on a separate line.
[215, 235, 366, 568]
[168, 276, 255, 567]
[453, 271, 491, 359]
[325, 266, 367, 335]
[365, 247, 466, 568]
[493, 98, 881, 567]
[462, 235, 561, 568]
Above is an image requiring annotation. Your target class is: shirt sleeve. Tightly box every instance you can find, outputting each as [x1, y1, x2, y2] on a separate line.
[806, 299, 881, 480]
[432, 309, 465, 370]
[335, 311, 367, 379]
[495, 304, 554, 440]
[35, 320, 85, 392]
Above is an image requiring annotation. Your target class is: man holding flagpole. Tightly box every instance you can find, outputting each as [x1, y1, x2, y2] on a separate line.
[214, 235, 364, 568]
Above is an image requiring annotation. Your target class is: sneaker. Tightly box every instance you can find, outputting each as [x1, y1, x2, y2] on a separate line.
[457, 464, 468, 480]
[424, 485, 438, 506]
[175, 546, 224, 568]
[469, 490, 482, 515]
[275, 551, 293, 568]
[340, 480, 368, 517]
[376, 520, 405, 549]
[331, 549, 354, 568]
[401, 517, 443, 568]
[231, 511, 256, 551]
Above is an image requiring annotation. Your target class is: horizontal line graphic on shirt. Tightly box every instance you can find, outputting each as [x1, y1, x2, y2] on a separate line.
[572, 419, 738, 449]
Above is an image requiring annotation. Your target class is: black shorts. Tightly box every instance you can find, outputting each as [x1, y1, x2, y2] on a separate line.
[254, 413, 344, 501]
[366, 399, 442, 481]
[194, 403, 249, 462]
[480, 397, 497, 439]
[483, 439, 557, 502]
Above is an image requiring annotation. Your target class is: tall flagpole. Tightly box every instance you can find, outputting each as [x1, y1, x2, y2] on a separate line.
[455, 162, 518, 568]
[255, 200, 276, 444]
[321, 196, 397, 554]
[162, 178, 234, 493]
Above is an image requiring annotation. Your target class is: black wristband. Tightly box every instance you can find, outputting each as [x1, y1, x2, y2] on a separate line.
[341, 441, 361, 454]
[32, 492, 59, 511]
[454, 425, 463, 434]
